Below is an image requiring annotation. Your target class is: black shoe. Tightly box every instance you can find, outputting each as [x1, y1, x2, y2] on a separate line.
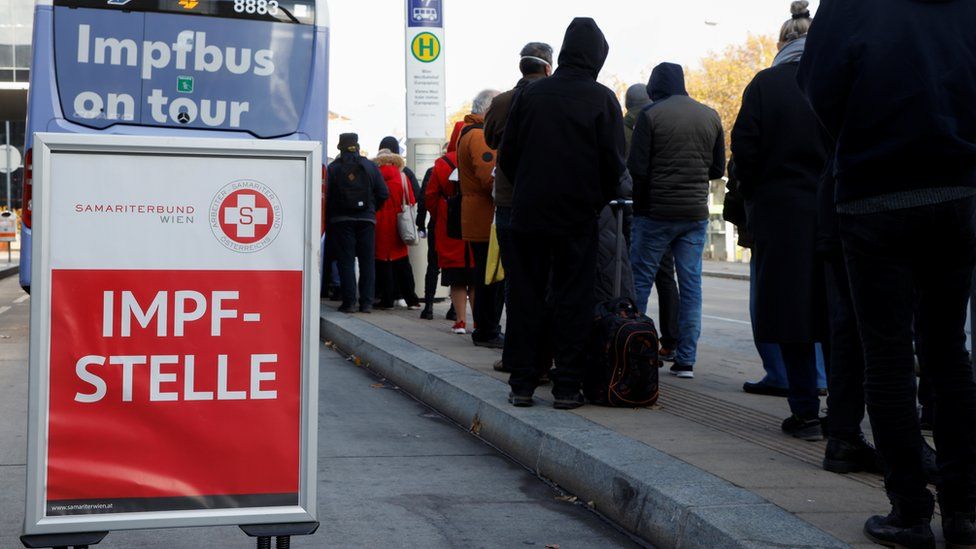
[943, 513, 976, 549]
[446, 305, 457, 322]
[420, 306, 434, 320]
[359, 306, 372, 314]
[922, 440, 940, 486]
[338, 304, 354, 314]
[376, 302, 395, 311]
[864, 512, 934, 549]
[743, 381, 789, 397]
[669, 364, 694, 379]
[824, 435, 882, 474]
[493, 360, 512, 373]
[508, 392, 534, 408]
[659, 347, 676, 362]
[474, 336, 505, 349]
[554, 393, 585, 410]
[328, 288, 342, 302]
[782, 415, 824, 441]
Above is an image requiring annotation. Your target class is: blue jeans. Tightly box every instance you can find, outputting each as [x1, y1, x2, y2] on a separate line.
[630, 216, 708, 367]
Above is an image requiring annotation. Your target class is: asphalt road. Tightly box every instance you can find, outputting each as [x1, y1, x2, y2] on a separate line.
[0, 275, 641, 549]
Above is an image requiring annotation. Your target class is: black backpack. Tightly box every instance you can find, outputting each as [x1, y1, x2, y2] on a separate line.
[336, 159, 372, 213]
[446, 123, 484, 239]
[584, 298, 661, 408]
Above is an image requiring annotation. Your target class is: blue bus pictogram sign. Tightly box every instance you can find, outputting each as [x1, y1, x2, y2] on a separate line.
[408, 0, 442, 28]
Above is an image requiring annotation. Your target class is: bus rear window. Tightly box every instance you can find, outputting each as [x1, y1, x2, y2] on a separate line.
[54, 0, 316, 26]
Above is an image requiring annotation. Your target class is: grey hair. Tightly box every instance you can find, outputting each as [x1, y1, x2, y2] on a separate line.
[472, 89, 501, 115]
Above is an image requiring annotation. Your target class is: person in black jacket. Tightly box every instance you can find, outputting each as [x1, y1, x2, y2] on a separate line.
[800, 1, 976, 546]
[731, 1, 830, 441]
[326, 133, 390, 314]
[501, 17, 625, 410]
[628, 62, 725, 380]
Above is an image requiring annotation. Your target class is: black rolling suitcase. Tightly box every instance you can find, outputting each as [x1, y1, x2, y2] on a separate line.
[584, 200, 661, 408]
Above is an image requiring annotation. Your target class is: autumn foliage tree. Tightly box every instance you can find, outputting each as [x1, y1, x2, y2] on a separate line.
[686, 34, 777, 162]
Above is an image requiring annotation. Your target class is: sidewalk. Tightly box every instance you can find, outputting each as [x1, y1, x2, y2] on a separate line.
[320, 302, 917, 548]
[703, 259, 750, 281]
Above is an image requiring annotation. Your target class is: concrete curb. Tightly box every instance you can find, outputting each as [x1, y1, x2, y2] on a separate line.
[702, 270, 749, 282]
[0, 265, 18, 281]
[320, 308, 846, 549]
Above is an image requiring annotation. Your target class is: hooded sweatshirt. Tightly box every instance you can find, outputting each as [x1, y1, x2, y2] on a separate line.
[798, 0, 976, 209]
[628, 63, 725, 221]
[500, 18, 626, 235]
[624, 84, 651, 157]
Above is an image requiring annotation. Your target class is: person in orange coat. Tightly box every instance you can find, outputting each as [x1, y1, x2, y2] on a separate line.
[427, 121, 475, 334]
[458, 89, 504, 348]
[373, 148, 421, 310]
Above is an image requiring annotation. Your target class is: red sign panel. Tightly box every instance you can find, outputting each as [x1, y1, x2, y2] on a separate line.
[46, 269, 303, 515]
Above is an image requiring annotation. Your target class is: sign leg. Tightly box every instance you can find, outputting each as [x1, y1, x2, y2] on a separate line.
[20, 532, 108, 548]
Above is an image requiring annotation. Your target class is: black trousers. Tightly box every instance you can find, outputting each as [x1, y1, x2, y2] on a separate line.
[824, 258, 866, 440]
[376, 257, 420, 308]
[334, 221, 376, 309]
[424, 225, 440, 305]
[840, 196, 976, 518]
[470, 241, 504, 342]
[507, 226, 597, 398]
[656, 249, 680, 350]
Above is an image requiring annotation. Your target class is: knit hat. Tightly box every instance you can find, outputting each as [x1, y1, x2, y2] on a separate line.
[379, 136, 402, 155]
[338, 133, 360, 153]
[625, 83, 651, 111]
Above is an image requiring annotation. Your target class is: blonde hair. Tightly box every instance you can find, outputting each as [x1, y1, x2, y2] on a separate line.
[779, 1, 812, 46]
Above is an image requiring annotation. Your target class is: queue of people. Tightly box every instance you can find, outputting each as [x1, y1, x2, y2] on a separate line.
[324, 1, 976, 545]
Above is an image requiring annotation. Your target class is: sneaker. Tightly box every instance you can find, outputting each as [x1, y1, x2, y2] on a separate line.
[782, 415, 824, 441]
[451, 321, 467, 335]
[358, 306, 372, 314]
[823, 435, 882, 474]
[474, 336, 505, 349]
[395, 299, 408, 308]
[508, 392, 534, 408]
[554, 393, 585, 410]
[420, 306, 434, 320]
[659, 348, 676, 362]
[669, 364, 694, 379]
[943, 513, 976, 549]
[864, 512, 935, 549]
[743, 381, 789, 397]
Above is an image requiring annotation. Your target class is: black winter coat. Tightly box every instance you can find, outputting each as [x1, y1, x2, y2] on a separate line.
[628, 63, 725, 221]
[798, 0, 976, 204]
[501, 18, 626, 236]
[731, 62, 830, 344]
[325, 153, 389, 224]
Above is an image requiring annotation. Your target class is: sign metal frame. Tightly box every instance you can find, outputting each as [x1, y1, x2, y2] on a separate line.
[24, 133, 321, 536]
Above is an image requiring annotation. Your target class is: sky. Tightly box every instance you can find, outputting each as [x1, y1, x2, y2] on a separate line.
[326, 0, 820, 155]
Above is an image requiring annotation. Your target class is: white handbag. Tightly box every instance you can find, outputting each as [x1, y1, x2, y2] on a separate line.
[397, 173, 420, 246]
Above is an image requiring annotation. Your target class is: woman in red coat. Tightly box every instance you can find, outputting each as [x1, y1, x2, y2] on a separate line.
[426, 122, 474, 334]
[373, 149, 421, 310]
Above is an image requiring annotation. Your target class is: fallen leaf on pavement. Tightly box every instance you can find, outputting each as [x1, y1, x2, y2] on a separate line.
[555, 495, 578, 503]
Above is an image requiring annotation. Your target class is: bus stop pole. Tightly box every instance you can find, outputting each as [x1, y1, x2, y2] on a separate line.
[4, 121, 11, 210]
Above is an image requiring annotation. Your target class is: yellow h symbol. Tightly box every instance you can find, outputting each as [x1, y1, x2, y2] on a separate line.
[412, 32, 440, 63]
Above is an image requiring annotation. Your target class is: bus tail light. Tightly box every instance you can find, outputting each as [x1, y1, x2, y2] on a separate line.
[22, 148, 32, 229]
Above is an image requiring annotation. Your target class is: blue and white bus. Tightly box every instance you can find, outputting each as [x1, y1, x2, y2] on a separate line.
[20, 0, 330, 291]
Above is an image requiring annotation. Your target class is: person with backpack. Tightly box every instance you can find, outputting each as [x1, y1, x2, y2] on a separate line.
[501, 18, 626, 410]
[458, 89, 504, 348]
[426, 122, 475, 334]
[800, 0, 976, 546]
[325, 133, 389, 314]
[373, 148, 421, 311]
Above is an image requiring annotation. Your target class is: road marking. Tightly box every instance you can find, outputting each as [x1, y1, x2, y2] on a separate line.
[13, 295, 28, 304]
[0, 306, 10, 316]
[703, 314, 751, 326]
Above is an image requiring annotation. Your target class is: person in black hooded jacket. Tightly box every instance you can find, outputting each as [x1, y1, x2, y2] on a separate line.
[799, 0, 976, 546]
[627, 62, 724, 380]
[500, 17, 626, 410]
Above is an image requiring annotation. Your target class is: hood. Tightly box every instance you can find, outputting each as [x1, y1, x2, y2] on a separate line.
[625, 83, 651, 111]
[372, 149, 405, 169]
[556, 18, 609, 79]
[516, 72, 546, 89]
[464, 113, 485, 125]
[379, 136, 402, 155]
[647, 63, 688, 101]
[447, 121, 465, 153]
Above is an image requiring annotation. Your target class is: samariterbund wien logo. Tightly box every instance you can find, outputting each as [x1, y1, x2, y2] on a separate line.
[210, 180, 283, 253]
